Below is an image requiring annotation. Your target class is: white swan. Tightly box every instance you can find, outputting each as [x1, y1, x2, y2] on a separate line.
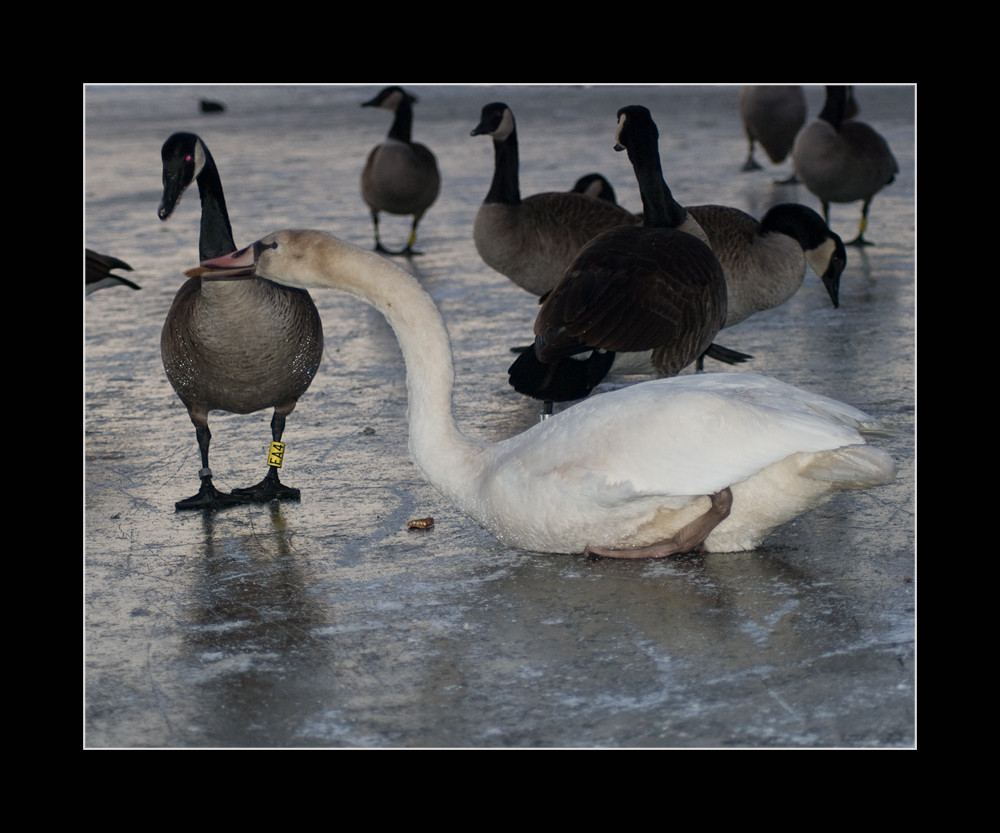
[188, 228, 897, 558]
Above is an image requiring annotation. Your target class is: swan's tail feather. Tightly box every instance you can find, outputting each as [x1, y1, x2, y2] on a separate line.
[802, 445, 896, 489]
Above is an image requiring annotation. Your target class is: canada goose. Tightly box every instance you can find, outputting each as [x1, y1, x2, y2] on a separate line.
[158, 132, 324, 511]
[565, 181, 845, 325]
[360, 86, 441, 256]
[562, 176, 845, 375]
[189, 228, 897, 558]
[793, 86, 898, 245]
[739, 86, 806, 180]
[570, 173, 618, 203]
[470, 102, 639, 297]
[86, 249, 140, 294]
[688, 202, 845, 324]
[509, 105, 730, 405]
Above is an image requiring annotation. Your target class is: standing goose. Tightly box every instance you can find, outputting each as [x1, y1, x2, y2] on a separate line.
[509, 105, 729, 405]
[470, 102, 640, 297]
[360, 86, 441, 256]
[189, 229, 897, 558]
[793, 85, 898, 245]
[158, 132, 324, 511]
[738, 86, 807, 179]
[86, 249, 141, 294]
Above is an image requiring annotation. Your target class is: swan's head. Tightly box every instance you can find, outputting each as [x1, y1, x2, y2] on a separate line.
[158, 132, 206, 221]
[185, 229, 380, 292]
[613, 105, 658, 156]
[471, 102, 515, 141]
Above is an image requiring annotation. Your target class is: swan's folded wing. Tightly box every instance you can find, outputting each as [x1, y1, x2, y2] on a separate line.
[512, 374, 882, 501]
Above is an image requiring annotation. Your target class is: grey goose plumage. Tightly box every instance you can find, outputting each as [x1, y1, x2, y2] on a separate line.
[360, 86, 441, 256]
[566, 177, 845, 369]
[470, 102, 640, 297]
[739, 86, 807, 178]
[158, 132, 324, 510]
[508, 105, 728, 405]
[792, 85, 898, 245]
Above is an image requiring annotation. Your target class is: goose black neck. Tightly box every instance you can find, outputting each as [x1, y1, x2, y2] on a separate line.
[484, 130, 521, 205]
[196, 146, 237, 260]
[387, 97, 415, 143]
[760, 204, 827, 249]
[628, 142, 687, 229]
[819, 86, 849, 132]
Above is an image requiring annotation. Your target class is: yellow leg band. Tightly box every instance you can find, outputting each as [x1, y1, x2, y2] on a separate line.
[268, 441, 286, 468]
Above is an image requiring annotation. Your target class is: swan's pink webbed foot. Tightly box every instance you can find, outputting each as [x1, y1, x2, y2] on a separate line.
[584, 488, 733, 560]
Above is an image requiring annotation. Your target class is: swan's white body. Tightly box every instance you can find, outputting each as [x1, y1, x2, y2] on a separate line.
[192, 230, 896, 556]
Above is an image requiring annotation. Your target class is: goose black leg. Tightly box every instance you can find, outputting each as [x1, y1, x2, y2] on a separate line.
[231, 412, 301, 503]
[846, 199, 877, 246]
[175, 423, 248, 511]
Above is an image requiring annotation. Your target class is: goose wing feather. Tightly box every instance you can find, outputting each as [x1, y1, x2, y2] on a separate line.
[534, 227, 726, 364]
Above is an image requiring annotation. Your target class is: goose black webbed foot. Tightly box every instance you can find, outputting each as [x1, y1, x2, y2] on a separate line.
[231, 468, 301, 503]
[174, 477, 250, 512]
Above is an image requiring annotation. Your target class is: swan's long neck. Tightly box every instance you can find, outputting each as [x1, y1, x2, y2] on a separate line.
[484, 129, 521, 206]
[285, 237, 488, 499]
[195, 145, 237, 260]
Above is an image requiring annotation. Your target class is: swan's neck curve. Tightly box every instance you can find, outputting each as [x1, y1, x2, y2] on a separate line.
[268, 234, 489, 500]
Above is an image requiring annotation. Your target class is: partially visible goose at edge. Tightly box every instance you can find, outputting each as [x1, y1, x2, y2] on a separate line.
[566, 176, 846, 372]
[189, 228, 897, 559]
[360, 86, 441, 256]
[793, 85, 898, 245]
[571, 172, 619, 203]
[470, 102, 639, 297]
[738, 85, 806, 181]
[158, 132, 324, 511]
[86, 249, 141, 294]
[508, 105, 729, 408]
